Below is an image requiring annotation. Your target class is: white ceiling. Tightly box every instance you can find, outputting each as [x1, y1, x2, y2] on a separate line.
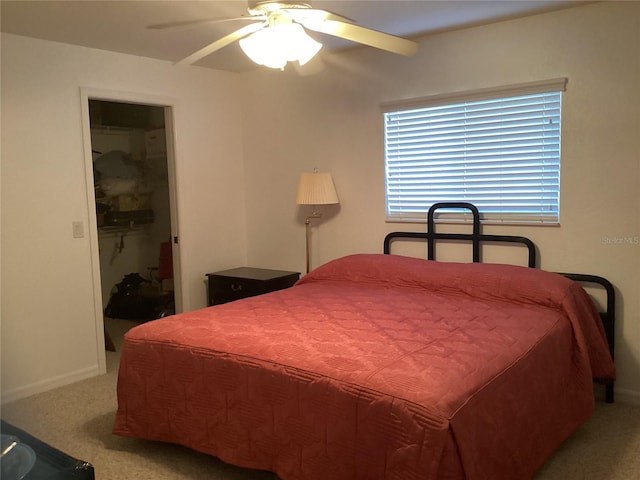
[1, 0, 588, 72]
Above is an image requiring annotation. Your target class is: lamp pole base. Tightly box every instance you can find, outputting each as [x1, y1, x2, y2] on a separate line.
[304, 211, 322, 274]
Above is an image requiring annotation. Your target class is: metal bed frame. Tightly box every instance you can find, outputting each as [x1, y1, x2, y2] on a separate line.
[383, 202, 615, 403]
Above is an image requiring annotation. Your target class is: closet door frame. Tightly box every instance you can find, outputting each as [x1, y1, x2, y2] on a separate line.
[79, 87, 182, 374]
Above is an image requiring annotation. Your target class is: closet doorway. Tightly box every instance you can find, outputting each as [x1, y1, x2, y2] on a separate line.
[81, 91, 181, 363]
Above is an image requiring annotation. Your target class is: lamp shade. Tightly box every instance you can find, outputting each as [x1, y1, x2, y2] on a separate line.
[296, 172, 339, 205]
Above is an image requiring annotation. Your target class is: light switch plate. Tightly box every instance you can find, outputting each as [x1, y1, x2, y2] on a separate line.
[72, 221, 84, 238]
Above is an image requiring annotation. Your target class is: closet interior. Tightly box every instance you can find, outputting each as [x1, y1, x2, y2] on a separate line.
[89, 100, 175, 329]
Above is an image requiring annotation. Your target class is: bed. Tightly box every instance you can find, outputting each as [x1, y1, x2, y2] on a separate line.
[113, 202, 615, 480]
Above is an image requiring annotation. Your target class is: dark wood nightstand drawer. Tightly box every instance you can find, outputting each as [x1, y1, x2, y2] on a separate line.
[206, 267, 300, 306]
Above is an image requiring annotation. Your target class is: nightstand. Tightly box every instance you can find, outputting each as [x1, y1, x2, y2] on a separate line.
[206, 267, 300, 306]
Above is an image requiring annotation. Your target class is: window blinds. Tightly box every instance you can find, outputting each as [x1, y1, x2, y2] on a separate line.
[382, 79, 567, 224]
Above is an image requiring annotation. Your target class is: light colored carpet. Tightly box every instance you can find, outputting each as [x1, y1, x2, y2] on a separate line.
[2, 318, 639, 480]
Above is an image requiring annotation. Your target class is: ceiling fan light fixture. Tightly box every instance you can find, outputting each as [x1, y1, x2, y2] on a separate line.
[239, 21, 322, 69]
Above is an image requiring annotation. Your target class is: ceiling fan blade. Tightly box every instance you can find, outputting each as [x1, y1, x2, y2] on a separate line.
[148, 16, 264, 30]
[280, 8, 354, 25]
[302, 19, 418, 56]
[176, 22, 266, 65]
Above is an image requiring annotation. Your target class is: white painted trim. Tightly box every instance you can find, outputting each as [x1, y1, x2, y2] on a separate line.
[0, 365, 101, 405]
[78, 87, 183, 375]
[380, 77, 568, 112]
[80, 88, 107, 376]
[163, 105, 183, 313]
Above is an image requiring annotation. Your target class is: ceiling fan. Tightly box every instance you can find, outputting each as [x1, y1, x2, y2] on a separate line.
[149, 1, 418, 69]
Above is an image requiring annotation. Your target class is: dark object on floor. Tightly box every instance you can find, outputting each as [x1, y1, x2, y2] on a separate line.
[104, 273, 173, 321]
[0, 421, 95, 479]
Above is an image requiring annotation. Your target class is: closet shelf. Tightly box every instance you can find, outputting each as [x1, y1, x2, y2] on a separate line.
[98, 224, 151, 237]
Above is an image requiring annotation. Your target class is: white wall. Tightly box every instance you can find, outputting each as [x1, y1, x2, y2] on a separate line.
[241, 2, 640, 401]
[1, 34, 248, 402]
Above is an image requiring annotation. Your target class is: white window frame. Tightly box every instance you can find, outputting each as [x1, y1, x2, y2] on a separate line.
[381, 78, 567, 225]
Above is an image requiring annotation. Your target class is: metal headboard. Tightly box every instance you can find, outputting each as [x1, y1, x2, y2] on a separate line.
[383, 202, 537, 267]
[383, 202, 615, 403]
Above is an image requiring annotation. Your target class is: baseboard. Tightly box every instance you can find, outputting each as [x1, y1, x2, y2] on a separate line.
[0, 365, 101, 405]
[615, 387, 640, 406]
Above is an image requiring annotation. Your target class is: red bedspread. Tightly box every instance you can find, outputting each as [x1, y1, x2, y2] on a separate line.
[113, 254, 614, 480]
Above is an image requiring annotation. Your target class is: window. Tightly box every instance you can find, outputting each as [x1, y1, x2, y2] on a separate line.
[382, 78, 566, 224]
